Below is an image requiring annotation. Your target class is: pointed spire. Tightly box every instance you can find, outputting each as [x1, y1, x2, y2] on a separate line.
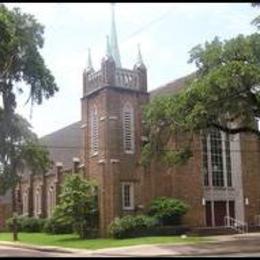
[86, 48, 94, 72]
[134, 44, 146, 70]
[110, 3, 122, 68]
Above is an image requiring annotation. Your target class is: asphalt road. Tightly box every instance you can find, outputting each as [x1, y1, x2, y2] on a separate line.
[0, 245, 75, 257]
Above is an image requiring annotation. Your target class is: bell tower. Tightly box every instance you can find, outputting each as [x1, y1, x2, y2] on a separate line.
[81, 3, 149, 236]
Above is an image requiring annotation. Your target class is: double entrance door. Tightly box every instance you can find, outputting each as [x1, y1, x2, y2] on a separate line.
[206, 200, 235, 227]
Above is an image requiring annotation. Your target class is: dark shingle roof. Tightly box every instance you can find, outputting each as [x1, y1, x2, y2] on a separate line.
[40, 121, 83, 172]
[149, 72, 196, 99]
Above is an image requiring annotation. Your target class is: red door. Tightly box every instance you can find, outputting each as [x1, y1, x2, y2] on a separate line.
[205, 200, 236, 227]
[206, 201, 212, 227]
[214, 201, 227, 226]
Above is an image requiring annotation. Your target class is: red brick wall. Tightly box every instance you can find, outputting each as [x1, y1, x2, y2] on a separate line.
[240, 133, 260, 226]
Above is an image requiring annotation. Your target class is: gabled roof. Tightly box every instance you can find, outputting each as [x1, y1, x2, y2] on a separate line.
[40, 121, 83, 172]
[149, 72, 196, 99]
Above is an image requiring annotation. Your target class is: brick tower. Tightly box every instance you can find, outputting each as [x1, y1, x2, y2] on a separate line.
[81, 4, 149, 236]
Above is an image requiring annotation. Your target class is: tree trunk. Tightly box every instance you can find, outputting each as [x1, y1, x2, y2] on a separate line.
[12, 188, 18, 241]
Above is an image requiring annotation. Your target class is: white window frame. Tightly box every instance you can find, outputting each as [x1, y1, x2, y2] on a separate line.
[123, 103, 135, 154]
[202, 129, 232, 188]
[121, 182, 134, 210]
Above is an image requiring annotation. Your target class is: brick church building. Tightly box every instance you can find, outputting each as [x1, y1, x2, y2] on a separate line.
[1, 4, 260, 236]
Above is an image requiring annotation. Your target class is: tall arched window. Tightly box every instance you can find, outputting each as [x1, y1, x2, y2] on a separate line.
[123, 103, 135, 153]
[34, 187, 42, 217]
[90, 106, 99, 155]
[48, 186, 55, 217]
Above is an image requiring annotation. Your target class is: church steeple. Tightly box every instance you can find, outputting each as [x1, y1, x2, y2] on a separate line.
[110, 3, 122, 68]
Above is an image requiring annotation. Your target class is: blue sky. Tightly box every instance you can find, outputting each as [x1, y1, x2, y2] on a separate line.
[4, 3, 260, 137]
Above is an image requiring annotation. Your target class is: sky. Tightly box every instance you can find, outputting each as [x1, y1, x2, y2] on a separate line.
[3, 2, 260, 137]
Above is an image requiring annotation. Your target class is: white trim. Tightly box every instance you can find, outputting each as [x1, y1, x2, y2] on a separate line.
[110, 159, 120, 163]
[56, 162, 63, 167]
[100, 116, 106, 121]
[121, 182, 134, 210]
[73, 157, 80, 162]
[108, 116, 118, 120]
[98, 159, 106, 164]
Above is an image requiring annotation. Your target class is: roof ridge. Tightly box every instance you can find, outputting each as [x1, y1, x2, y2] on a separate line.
[149, 72, 196, 94]
[40, 121, 81, 140]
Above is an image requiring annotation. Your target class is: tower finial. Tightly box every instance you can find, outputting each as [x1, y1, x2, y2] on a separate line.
[86, 48, 94, 72]
[110, 3, 122, 68]
[134, 43, 146, 70]
[137, 44, 143, 64]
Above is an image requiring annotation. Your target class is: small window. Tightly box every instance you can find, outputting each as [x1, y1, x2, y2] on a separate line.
[122, 182, 134, 210]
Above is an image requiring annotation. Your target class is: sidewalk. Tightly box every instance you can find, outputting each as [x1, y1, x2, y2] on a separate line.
[1, 232, 260, 257]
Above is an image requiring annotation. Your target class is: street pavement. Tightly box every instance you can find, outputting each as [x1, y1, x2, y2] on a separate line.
[1, 232, 260, 257]
[0, 245, 74, 257]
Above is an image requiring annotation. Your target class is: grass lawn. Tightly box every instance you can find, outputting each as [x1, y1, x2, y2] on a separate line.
[0, 232, 211, 250]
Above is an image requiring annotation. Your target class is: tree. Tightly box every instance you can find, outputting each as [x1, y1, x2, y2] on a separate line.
[251, 2, 260, 29]
[0, 112, 51, 194]
[141, 33, 260, 167]
[52, 173, 98, 239]
[0, 4, 57, 193]
[0, 4, 58, 240]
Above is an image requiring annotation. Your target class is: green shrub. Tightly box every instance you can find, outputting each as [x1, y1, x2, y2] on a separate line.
[6, 216, 46, 232]
[6, 216, 22, 232]
[109, 215, 158, 239]
[43, 217, 73, 234]
[148, 197, 189, 226]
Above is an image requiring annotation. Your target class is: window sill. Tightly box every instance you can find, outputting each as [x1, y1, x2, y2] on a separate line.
[122, 208, 135, 211]
[90, 152, 98, 158]
[124, 150, 134, 154]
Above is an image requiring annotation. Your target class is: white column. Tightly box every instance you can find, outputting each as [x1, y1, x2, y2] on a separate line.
[222, 132, 230, 224]
[230, 133, 245, 222]
[207, 133, 215, 227]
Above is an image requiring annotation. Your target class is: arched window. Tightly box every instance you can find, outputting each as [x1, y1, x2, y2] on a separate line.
[34, 187, 42, 217]
[123, 103, 135, 153]
[90, 106, 99, 155]
[48, 186, 55, 217]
